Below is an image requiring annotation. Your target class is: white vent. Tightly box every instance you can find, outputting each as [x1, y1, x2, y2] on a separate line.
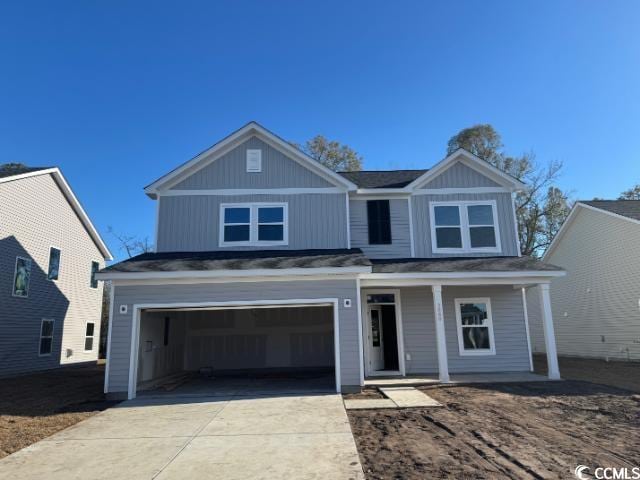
[246, 149, 262, 172]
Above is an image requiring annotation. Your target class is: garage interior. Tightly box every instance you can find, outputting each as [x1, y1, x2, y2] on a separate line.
[136, 304, 336, 394]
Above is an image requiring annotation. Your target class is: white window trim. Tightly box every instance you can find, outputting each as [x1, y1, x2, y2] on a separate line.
[84, 322, 95, 352]
[219, 202, 289, 247]
[430, 200, 502, 254]
[454, 297, 496, 356]
[39, 318, 54, 357]
[12, 256, 31, 298]
[47, 246, 61, 282]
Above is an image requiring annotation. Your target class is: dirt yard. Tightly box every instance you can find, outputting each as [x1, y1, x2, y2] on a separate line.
[0, 363, 117, 459]
[534, 354, 640, 393]
[348, 380, 640, 479]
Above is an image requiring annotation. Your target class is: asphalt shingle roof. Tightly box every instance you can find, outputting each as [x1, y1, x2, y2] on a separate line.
[338, 169, 428, 189]
[0, 165, 51, 179]
[371, 256, 562, 274]
[102, 249, 371, 273]
[581, 200, 640, 222]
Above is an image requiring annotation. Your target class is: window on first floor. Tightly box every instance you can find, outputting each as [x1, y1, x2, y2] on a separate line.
[90, 261, 99, 288]
[48, 247, 61, 281]
[454, 298, 496, 356]
[220, 203, 288, 246]
[431, 201, 501, 253]
[39, 319, 54, 356]
[84, 322, 95, 351]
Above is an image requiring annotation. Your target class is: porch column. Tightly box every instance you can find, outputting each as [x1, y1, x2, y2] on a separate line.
[538, 283, 561, 380]
[431, 285, 450, 382]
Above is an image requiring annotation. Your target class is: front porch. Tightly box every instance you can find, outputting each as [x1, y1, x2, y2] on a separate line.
[364, 371, 549, 388]
[358, 268, 563, 385]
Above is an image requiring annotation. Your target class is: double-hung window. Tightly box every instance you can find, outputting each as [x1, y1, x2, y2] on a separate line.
[454, 298, 496, 356]
[220, 203, 288, 246]
[84, 322, 95, 351]
[39, 319, 54, 356]
[430, 201, 500, 253]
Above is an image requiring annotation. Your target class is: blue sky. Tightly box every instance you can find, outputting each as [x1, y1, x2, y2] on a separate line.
[1, 1, 639, 260]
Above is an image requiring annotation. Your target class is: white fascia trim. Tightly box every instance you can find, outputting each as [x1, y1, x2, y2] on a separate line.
[544, 202, 640, 260]
[0, 168, 113, 260]
[405, 149, 526, 191]
[160, 187, 345, 196]
[145, 122, 357, 196]
[413, 187, 511, 195]
[96, 266, 372, 281]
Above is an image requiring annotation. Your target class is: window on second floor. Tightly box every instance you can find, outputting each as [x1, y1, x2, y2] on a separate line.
[430, 201, 501, 254]
[90, 261, 99, 289]
[48, 247, 61, 281]
[367, 200, 392, 245]
[219, 203, 288, 247]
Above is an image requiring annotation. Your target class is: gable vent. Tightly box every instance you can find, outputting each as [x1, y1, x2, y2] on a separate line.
[246, 149, 262, 172]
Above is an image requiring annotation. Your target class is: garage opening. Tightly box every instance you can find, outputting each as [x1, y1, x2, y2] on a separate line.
[133, 303, 337, 396]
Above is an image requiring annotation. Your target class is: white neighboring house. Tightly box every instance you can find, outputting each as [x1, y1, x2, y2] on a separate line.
[528, 200, 640, 361]
[0, 166, 112, 377]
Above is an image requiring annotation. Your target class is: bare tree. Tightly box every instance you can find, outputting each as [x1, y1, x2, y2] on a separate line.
[107, 227, 153, 258]
[619, 184, 640, 200]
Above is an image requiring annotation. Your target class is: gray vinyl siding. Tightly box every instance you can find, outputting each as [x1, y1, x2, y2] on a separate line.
[0, 174, 105, 377]
[421, 162, 501, 189]
[411, 192, 519, 257]
[349, 199, 411, 258]
[527, 207, 640, 360]
[395, 285, 530, 374]
[171, 137, 333, 190]
[156, 193, 348, 252]
[106, 279, 361, 393]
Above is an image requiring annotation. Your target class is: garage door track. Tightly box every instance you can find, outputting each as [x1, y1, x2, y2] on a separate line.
[0, 388, 364, 479]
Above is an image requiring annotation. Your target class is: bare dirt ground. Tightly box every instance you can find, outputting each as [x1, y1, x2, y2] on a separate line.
[534, 354, 640, 393]
[348, 380, 640, 479]
[0, 363, 117, 459]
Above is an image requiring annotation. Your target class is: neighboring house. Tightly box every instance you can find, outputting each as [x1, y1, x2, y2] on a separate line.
[528, 200, 640, 361]
[0, 167, 112, 377]
[97, 122, 564, 399]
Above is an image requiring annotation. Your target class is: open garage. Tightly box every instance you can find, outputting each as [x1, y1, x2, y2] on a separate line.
[133, 303, 338, 395]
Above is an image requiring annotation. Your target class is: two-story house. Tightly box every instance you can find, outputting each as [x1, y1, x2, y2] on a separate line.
[0, 166, 112, 377]
[97, 122, 564, 398]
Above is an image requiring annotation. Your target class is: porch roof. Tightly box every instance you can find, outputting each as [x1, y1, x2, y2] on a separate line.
[370, 256, 563, 274]
[100, 248, 371, 274]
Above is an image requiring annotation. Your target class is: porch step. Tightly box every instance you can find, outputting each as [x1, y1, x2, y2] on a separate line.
[379, 387, 442, 408]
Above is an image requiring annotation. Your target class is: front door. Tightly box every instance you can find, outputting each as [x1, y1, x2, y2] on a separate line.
[368, 306, 385, 372]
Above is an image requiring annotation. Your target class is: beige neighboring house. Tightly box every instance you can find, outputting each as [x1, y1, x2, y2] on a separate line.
[528, 200, 640, 361]
[0, 166, 112, 377]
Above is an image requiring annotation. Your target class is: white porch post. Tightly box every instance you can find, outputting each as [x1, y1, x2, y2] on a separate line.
[431, 285, 450, 382]
[538, 283, 561, 380]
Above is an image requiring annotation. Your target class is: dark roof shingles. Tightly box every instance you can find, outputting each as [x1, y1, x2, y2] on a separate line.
[371, 256, 562, 273]
[0, 166, 51, 180]
[338, 170, 427, 189]
[581, 200, 640, 222]
[103, 249, 371, 273]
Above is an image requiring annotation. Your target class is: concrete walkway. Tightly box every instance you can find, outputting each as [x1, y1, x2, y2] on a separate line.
[0, 390, 364, 479]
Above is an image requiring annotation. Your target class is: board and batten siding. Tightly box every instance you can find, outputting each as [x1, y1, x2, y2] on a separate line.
[421, 162, 501, 189]
[393, 285, 530, 374]
[106, 279, 361, 394]
[411, 192, 519, 258]
[156, 193, 348, 252]
[349, 199, 412, 258]
[170, 136, 333, 190]
[527, 207, 640, 360]
[0, 174, 105, 377]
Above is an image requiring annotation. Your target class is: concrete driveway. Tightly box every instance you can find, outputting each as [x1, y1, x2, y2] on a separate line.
[0, 384, 364, 479]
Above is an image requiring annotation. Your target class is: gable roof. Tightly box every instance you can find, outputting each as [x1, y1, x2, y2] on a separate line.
[338, 169, 428, 189]
[144, 122, 357, 197]
[405, 148, 526, 191]
[0, 167, 112, 260]
[544, 200, 640, 260]
[581, 200, 640, 222]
